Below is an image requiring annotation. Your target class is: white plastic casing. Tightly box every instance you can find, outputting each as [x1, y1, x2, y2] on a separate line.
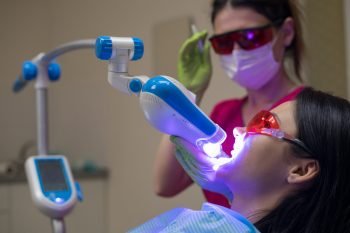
[25, 155, 77, 219]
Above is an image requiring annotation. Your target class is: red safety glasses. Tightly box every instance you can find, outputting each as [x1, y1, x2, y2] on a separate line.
[209, 23, 277, 54]
[246, 110, 314, 156]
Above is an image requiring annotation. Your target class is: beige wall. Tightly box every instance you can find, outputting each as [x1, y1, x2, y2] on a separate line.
[304, 0, 347, 98]
[344, 0, 350, 98]
[0, 0, 347, 232]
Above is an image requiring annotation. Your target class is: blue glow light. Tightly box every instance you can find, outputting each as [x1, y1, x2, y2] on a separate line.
[212, 157, 232, 171]
[202, 143, 221, 157]
[231, 136, 245, 160]
[213, 164, 220, 171]
[212, 128, 247, 171]
[55, 197, 64, 204]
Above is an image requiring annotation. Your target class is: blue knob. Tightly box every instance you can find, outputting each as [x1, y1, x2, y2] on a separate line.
[95, 36, 113, 60]
[129, 78, 143, 93]
[22, 61, 37, 80]
[48, 62, 61, 81]
[132, 37, 144, 61]
[12, 77, 27, 93]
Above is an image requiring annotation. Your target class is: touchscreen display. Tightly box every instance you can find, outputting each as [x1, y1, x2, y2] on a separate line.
[37, 159, 69, 192]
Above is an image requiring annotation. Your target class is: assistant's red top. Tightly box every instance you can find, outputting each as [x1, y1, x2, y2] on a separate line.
[204, 86, 305, 208]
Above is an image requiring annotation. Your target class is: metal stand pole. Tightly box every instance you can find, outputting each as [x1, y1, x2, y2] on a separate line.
[51, 218, 66, 233]
[36, 88, 49, 155]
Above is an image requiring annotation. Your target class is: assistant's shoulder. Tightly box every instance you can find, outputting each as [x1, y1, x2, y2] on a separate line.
[214, 97, 246, 109]
[210, 96, 246, 120]
[270, 86, 306, 109]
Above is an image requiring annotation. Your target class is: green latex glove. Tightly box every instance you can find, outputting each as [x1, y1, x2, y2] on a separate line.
[170, 136, 233, 203]
[178, 30, 212, 104]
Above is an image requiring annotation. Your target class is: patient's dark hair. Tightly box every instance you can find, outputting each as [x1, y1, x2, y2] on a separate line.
[254, 87, 350, 233]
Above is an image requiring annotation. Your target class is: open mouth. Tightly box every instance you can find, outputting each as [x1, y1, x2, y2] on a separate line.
[231, 137, 245, 160]
[212, 156, 234, 171]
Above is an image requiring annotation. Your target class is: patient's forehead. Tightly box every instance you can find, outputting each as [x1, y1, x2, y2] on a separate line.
[271, 101, 297, 137]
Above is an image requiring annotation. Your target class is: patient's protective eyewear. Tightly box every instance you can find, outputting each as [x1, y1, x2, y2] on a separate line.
[246, 110, 314, 156]
[209, 22, 279, 54]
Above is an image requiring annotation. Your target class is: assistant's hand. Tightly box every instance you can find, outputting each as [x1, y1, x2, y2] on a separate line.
[170, 136, 233, 202]
[178, 31, 212, 104]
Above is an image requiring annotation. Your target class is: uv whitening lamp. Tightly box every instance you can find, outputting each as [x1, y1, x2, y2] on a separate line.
[95, 36, 227, 157]
[25, 155, 80, 219]
[140, 75, 227, 157]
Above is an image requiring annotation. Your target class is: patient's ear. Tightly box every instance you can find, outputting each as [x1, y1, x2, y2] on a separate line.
[287, 159, 319, 184]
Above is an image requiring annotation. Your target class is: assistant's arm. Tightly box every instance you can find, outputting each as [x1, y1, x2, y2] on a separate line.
[153, 135, 193, 196]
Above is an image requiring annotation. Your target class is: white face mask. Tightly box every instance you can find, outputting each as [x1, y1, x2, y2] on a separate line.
[219, 42, 280, 90]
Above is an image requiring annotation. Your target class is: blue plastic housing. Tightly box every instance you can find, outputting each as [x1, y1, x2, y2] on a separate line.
[131, 37, 144, 60]
[95, 36, 113, 60]
[142, 76, 216, 136]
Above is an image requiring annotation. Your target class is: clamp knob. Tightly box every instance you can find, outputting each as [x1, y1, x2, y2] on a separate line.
[129, 78, 143, 93]
[131, 37, 144, 61]
[22, 61, 37, 80]
[95, 36, 113, 60]
[48, 62, 61, 81]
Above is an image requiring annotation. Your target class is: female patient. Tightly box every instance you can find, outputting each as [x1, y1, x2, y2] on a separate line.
[129, 88, 350, 233]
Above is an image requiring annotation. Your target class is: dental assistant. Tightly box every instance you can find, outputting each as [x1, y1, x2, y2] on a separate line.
[154, 0, 307, 207]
